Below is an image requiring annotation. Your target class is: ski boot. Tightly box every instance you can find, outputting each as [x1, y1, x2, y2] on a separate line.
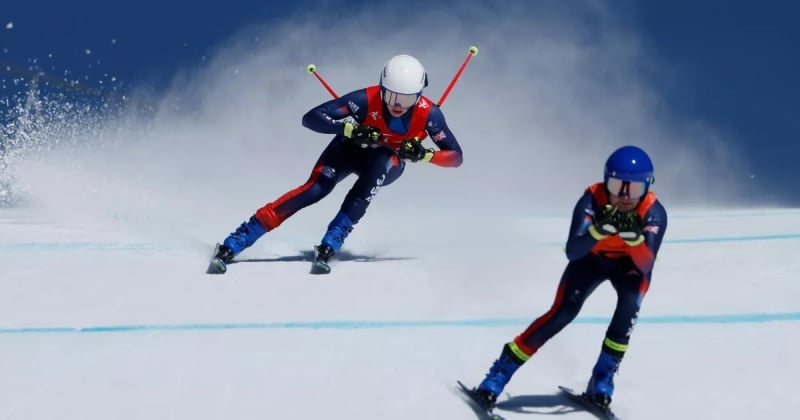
[311, 211, 354, 274]
[584, 350, 622, 409]
[473, 343, 526, 409]
[207, 216, 266, 274]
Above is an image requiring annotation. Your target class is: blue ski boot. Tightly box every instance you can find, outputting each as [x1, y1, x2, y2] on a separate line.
[208, 216, 266, 274]
[474, 343, 526, 408]
[223, 215, 267, 256]
[320, 211, 354, 253]
[312, 211, 354, 273]
[585, 351, 622, 408]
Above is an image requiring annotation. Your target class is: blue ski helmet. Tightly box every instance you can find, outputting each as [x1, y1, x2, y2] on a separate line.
[604, 146, 654, 194]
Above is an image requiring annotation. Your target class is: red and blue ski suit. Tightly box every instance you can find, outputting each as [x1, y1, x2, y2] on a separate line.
[508, 183, 668, 361]
[252, 86, 463, 232]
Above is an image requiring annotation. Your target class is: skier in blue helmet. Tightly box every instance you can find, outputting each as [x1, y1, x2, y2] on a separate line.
[463, 145, 668, 418]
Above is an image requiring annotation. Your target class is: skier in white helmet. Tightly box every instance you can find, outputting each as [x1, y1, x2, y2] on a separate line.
[210, 54, 464, 274]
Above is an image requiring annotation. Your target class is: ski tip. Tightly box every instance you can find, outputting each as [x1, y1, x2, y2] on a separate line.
[455, 380, 506, 420]
[310, 261, 331, 274]
[206, 258, 227, 274]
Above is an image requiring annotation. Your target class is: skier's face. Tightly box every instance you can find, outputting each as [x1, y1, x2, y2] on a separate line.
[382, 88, 418, 117]
[606, 177, 646, 212]
[387, 103, 410, 117]
[609, 193, 639, 212]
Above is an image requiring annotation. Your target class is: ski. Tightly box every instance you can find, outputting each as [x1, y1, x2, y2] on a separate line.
[558, 385, 620, 420]
[310, 245, 332, 274]
[207, 256, 227, 274]
[206, 243, 230, 274]
[456, 380, 505, 420]
[310, 259, 331, 274]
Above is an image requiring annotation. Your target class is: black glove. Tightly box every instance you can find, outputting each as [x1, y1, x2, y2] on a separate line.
[398, 138, 433, 162]
[589, 204, 622, 239]
[617, 211, 645, 246]
[343, 122, 381, 148]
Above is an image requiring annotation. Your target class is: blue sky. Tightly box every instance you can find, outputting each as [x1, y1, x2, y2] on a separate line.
[2, 0, 798, 205]
[633, 2, 799, 204]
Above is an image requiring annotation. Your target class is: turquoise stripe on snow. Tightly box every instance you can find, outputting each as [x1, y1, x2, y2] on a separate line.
[2, 312, 798, 335]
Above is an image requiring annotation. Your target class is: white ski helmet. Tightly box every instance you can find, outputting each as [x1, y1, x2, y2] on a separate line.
[379, 54, 428, 108]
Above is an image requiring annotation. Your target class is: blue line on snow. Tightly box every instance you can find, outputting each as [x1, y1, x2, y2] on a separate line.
[2, 312, 798, 335]
[665, 233, 800, 243]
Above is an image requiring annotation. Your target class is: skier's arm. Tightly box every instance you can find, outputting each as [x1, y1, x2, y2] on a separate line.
[423, 106, 463, 167]
[565, 191, 601, 261]
[626, 201, 668, 274]
[302, 90, 368, 135]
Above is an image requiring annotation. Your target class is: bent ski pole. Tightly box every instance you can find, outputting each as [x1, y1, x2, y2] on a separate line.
[437, 45, 479, 106]
[306, 64, 339, 98]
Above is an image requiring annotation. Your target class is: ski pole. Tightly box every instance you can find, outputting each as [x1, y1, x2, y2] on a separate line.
[437, 45, 479, 106]
[306, 64, 339, 98]
[307, 45, 479, 105]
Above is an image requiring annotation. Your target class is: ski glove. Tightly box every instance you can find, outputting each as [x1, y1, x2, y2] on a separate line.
[617, 211, 645, 246]
[398, 138, 434, 162]
[589, 204, 621, 240]
[343, 122, 381, 148]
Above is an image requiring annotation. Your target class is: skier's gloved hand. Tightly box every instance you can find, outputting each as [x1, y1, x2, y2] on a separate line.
[618, 211, 645, 246]
[343, 122, 381, 148]
[398, 138, 434, 162]
[589, 204, 621, 240]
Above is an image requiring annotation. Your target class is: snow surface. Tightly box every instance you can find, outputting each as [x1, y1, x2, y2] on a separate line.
[2, 201, 798, 419]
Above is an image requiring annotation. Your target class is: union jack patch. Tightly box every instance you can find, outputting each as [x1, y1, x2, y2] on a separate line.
[644, 225, 660, 234]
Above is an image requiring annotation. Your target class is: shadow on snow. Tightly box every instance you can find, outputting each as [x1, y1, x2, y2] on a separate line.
[231, 249, 416, 264]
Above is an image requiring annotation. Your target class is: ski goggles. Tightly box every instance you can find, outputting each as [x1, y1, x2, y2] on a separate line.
[382, 88, 419, 109]
[606, 177, 648, 198]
